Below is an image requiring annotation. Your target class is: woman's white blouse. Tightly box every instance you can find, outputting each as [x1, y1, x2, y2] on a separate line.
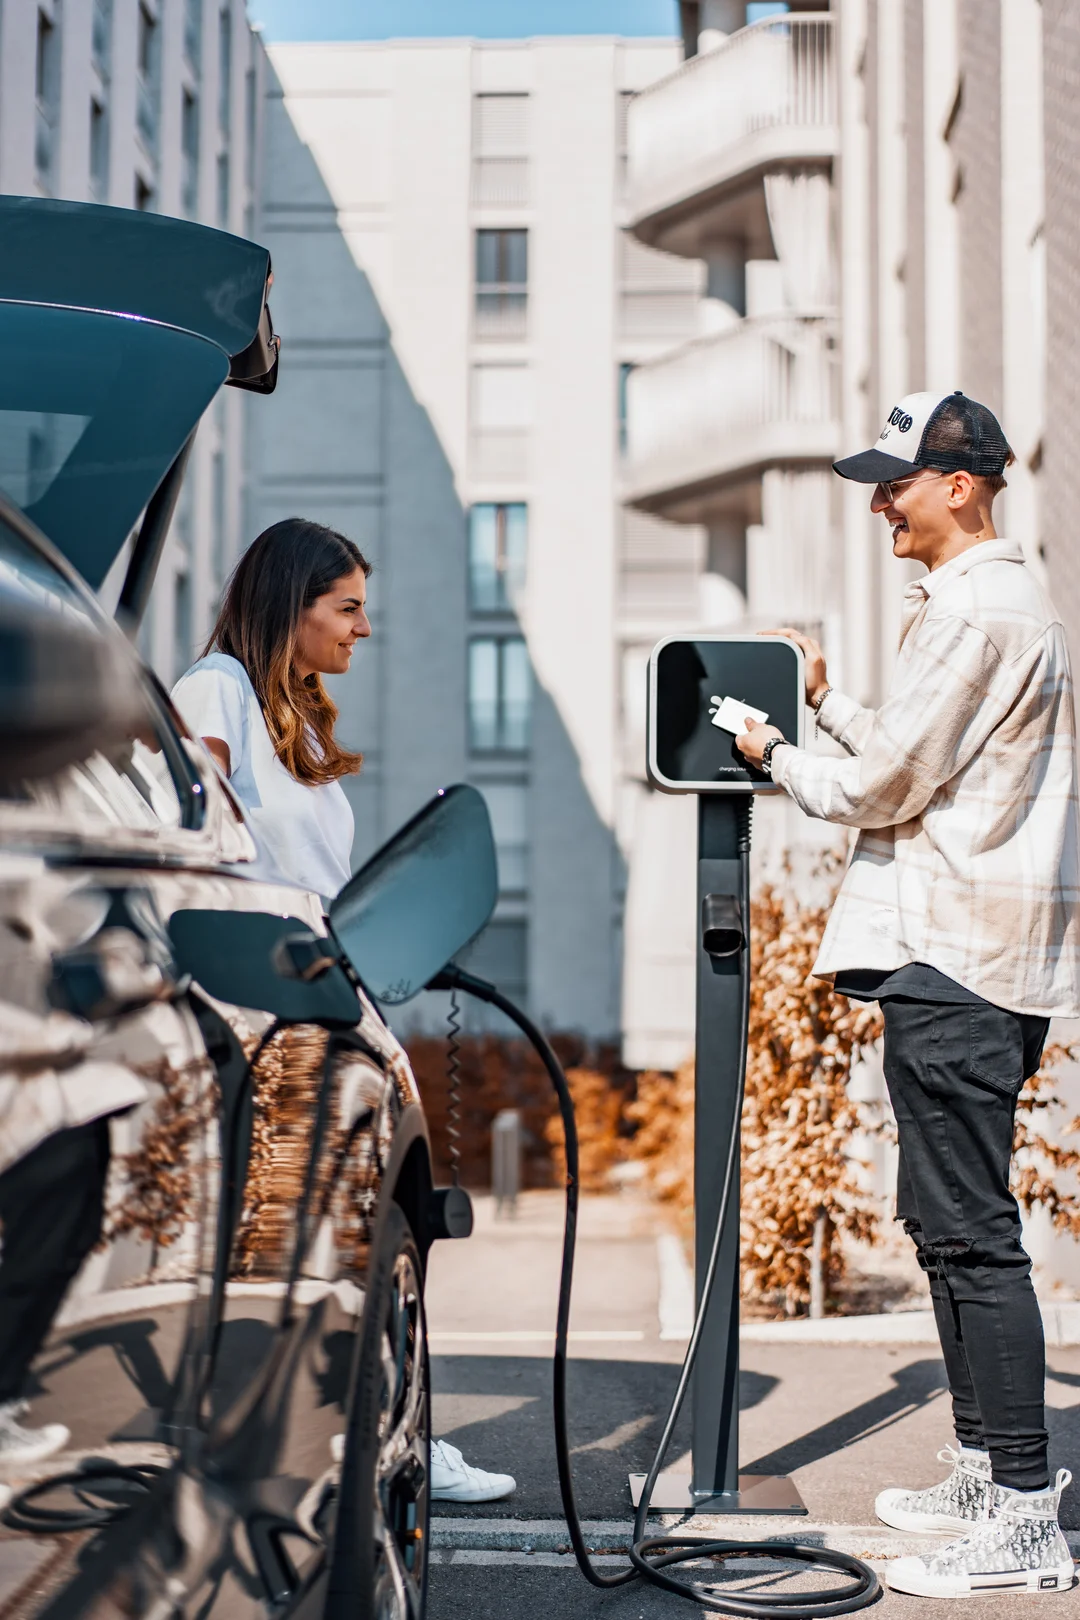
[172, 652, 354, 904]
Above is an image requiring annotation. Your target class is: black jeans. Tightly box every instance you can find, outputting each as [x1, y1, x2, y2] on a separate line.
[882, 997, 1050, 1491]
[0, 1119, 110, 1405]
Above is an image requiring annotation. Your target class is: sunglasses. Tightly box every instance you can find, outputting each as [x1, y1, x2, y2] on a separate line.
[876, 469, 942, 502]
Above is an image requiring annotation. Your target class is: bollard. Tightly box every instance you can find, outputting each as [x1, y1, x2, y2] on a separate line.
[492, 1107, 521, 1218]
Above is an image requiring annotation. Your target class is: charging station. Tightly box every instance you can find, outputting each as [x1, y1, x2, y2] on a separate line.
[632, 634, 807, 1515]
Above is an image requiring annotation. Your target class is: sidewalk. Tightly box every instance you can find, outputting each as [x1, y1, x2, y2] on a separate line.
[424, 1190, 1080, 1616]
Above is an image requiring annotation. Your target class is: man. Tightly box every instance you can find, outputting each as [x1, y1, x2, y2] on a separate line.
[738, 389, 1079, 1600]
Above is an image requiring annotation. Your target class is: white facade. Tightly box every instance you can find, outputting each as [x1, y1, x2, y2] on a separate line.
[0, 0, 265, 681]
[620, 2, 845, 1067]
[264, 36, 712, 1038]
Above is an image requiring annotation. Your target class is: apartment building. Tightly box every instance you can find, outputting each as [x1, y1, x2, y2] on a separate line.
[619, 0, 843, 1065]
[261, 36, 710, 1037]
[0, 0, 266, 681]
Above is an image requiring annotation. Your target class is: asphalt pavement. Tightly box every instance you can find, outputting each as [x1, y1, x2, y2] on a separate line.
[424, 1191, 1080, 1619]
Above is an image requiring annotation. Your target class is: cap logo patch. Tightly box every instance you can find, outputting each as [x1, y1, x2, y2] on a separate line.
[888, 406, 914, 432]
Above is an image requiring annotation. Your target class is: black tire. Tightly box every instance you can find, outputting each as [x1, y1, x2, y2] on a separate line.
[328, 1201, 430, 1620]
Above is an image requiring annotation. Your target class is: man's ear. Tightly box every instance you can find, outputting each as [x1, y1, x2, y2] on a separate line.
[947, 470, 977, 508]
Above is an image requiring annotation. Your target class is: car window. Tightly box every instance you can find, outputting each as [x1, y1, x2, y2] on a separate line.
[0, 512, 205, 841]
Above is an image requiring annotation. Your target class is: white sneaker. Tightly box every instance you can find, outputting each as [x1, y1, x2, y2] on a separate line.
[887, 1469, 1076, 1598]
[0, 1400, 69, 1467]
[876, 1444, 994, 1534]
[429, 1439, 515, 1504]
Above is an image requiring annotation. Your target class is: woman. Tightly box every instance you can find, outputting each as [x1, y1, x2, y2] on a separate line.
[174, 517, 368, 904]
[173, 517, 515, 1505]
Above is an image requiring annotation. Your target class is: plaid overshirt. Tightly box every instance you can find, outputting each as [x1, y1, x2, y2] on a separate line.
[771, 539, 1080, 1016]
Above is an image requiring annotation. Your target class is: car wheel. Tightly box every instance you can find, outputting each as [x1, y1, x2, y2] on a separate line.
[330, 1201, 430, 1620]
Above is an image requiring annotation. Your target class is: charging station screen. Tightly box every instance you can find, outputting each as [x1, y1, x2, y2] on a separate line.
[650, 637, 803, 791]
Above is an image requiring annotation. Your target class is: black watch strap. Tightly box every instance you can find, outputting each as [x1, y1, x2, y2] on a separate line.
[760, 736, 786, 778]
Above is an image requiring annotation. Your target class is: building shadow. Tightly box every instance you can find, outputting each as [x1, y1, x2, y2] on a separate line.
[250, 64, 626, 1042]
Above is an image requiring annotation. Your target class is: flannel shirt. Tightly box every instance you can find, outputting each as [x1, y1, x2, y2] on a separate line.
[771, 539, 1080, 1016]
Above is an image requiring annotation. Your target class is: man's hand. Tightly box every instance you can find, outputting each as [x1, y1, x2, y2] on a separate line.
[762, 628, 830, 708]
[736, 718, 785, 768]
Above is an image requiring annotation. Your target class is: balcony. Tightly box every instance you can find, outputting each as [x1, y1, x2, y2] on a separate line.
[623, 316, 840, 518]
[627, 14, 837, 256]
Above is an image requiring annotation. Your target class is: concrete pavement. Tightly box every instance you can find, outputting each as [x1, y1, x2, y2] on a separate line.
[424, 1190, 1080, 1617]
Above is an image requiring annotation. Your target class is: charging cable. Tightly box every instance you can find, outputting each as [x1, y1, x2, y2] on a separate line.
[429, 817, 881, 1615]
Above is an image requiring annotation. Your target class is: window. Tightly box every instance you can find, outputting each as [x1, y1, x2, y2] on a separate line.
[469, 504, 526, 613]
[181, 90, 199, 216]
[218, 7, 232, 131]
[173, 570, 193, 682]
[92, 0, 112, 77]
[469, 364, 532, 480]
[244, 65, 257, 185]
[468, 637, 530, 753]
[216, 151, 230, 227]
[471, 364, 533, 429]
[472, 93, 528, 206]
[475, 229, 527, 338]
[211, 447, 226, 588]
[90, 99, 109, 200]
[480, 783, 528, 895]
[618, 362, 635, 454]
[35, 9, 60, 192]
[184, 0, 202, 70]
[458, 918, 528, 1008]
[136, 2, 159, 152]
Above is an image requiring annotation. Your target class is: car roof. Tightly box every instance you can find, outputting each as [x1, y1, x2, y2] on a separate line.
[0, 198, 275, 593]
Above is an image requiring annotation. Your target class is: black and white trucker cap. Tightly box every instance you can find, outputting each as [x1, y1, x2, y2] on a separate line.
[833, 389, 1012, 483]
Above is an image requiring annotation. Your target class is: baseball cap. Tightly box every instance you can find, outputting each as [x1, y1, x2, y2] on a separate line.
[833, 389, 1012, 483]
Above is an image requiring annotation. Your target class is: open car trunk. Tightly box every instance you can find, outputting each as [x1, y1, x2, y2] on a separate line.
[0, 197, 278, 620]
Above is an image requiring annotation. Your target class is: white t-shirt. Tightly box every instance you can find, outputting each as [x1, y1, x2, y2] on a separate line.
[172, 652, 355, 903]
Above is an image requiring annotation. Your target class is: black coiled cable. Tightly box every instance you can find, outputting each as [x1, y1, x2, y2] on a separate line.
[430, 814, 881, 1618]
[2, 1461, 166, 1534]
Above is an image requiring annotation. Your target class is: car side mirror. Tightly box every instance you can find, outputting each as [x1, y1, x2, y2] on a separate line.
[168, 910, 361, 1029]
[328, 784, 498, 1005]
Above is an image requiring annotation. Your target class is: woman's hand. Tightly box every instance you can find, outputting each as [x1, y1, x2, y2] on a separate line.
[762, 628, 830, 708]
[736, 718, 785, 769]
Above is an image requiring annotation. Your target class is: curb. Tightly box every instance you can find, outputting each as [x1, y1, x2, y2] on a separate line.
[430, 1515, 1080, 1562]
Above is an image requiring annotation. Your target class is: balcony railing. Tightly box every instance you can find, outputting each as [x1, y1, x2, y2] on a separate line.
[474, 288, 528, 341]
[627, 14, 836, 244]
[624, 316, 839, 509]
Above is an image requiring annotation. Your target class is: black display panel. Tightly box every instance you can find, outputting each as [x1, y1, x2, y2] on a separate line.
[647, 635, 804, 793]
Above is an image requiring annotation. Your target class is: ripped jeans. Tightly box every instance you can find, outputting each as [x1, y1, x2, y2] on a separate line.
[881, 997, 1051, 1492]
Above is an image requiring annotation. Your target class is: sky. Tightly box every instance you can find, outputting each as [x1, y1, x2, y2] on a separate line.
[248, 0, 681, 43]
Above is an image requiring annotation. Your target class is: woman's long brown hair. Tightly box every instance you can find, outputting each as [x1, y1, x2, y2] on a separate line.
[204, 518, 370, 786]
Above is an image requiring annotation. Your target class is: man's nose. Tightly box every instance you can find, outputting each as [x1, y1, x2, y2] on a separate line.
[870, 485, 891, 513]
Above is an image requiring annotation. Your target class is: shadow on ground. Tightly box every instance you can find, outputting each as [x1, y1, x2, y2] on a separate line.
[431, 1355, 777, 1519]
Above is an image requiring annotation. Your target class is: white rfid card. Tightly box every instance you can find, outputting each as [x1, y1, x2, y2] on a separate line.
[708, 694, 769, 735]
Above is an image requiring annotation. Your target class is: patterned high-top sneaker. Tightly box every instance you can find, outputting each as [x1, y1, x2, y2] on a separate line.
[876, 1444, 994, 1534]
[886, 1469, 1075, 1598]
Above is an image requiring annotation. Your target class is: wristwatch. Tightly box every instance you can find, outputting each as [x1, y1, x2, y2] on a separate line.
[759, 736, 786, 778]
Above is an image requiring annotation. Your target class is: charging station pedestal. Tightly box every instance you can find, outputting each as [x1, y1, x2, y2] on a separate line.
[629, 635, 808, 1516]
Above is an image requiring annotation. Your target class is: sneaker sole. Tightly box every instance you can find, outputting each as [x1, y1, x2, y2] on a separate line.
[875, 1503, 983, 1536]
[887, 1560, 1076, 1598]
[430, 1485, 516, 1504]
